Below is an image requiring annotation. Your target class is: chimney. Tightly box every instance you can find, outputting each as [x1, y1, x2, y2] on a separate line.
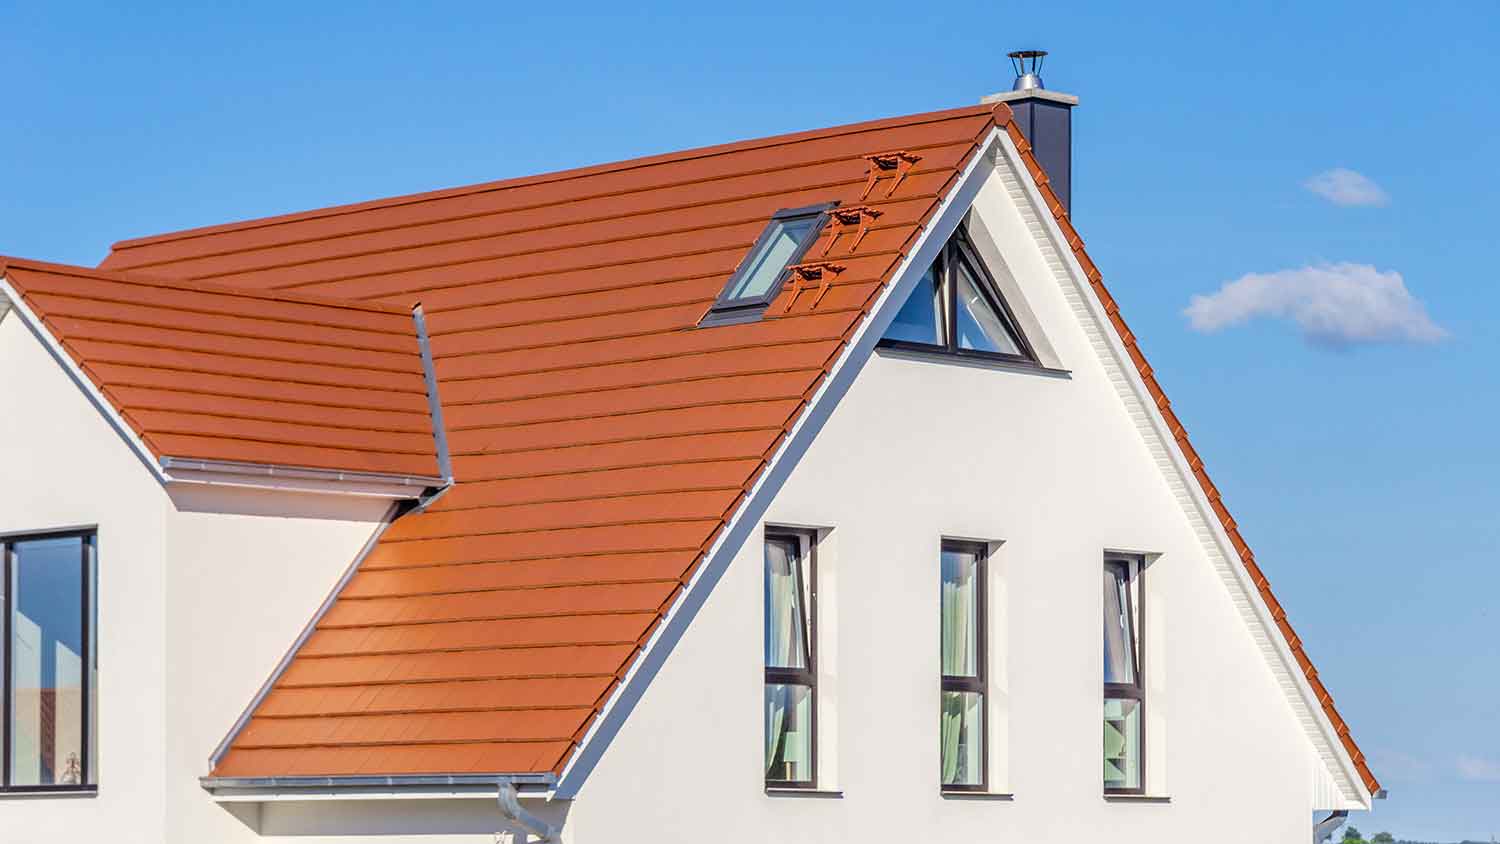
[983, 50, 1079, 214]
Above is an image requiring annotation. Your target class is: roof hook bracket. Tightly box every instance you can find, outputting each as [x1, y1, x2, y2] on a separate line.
[781, 262, 846, 313]
[860, 151, 922, 200]
[821, 205, 884, 256]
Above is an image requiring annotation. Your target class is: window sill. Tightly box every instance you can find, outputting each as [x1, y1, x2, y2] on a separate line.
[941, 790, 1014, 801]
[0, 787, 98, 800]
[1104, 793, 1171, 804]
[765, 787, 843, 799]
[875, 344, 1071, 378]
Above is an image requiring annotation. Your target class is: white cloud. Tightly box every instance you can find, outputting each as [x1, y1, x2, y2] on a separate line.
[1304, 168, 1390, 207]
[1184, 262, 1447, 347]
[1457, 755, 1500, 782]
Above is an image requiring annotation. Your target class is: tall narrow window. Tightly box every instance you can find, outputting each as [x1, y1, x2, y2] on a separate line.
[764, 530, 816, 787]
[1103, 556, 1144, 794]
[880, 229, 1035, 362]
[703, 204, 835, 327]
[940, 541, 986, 791]
[2, 530, 97, 792]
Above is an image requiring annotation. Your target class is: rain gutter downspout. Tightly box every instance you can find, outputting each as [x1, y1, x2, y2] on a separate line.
[498, 781, 560, 842]
[1314, 810, 1348, 844]
[411, 303, 455, 512]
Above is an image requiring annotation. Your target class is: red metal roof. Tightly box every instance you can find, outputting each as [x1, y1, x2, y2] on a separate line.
[1, 257, 442, 479]
[91, 102, 1376, 794]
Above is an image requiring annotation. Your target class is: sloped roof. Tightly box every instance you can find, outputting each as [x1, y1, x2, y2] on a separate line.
[95, 102, 1376, 794]
[0, 257, 443, 480]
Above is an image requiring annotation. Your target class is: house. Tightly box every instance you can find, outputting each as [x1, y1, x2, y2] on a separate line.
[0, 56, 1379, 842]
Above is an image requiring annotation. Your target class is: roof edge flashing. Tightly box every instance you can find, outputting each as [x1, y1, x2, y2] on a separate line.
[411, 304, 454, 484]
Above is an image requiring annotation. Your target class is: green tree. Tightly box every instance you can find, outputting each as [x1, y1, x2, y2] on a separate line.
[1341, 827, 1366, 844]
[1370, 833, 1394, 844]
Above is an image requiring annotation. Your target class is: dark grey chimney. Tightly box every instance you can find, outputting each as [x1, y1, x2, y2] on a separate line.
[982, 50, 1078, 214]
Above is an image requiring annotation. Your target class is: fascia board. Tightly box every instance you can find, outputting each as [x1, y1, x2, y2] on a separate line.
[990, 129, 1372, 808]
[553, 127, 1006, 799]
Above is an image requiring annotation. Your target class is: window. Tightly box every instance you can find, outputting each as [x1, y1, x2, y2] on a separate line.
[880, 230, 1035, 362]
[764, 530, 816, 787]
[1103, 556, 1144, 794]
[703, 204, 834, 326]
[2, 530, 97, 792]
[940, 541, 987, 791]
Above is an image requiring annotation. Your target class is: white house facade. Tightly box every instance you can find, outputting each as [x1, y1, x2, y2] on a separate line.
[0, 69, 1378, 843]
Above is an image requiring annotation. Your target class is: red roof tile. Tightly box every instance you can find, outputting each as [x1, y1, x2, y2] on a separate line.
[92, 103, 1375, 794]
[1, 257, 443, 479]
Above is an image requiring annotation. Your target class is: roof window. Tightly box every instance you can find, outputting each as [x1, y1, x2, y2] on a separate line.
[701, 203, 835, 327]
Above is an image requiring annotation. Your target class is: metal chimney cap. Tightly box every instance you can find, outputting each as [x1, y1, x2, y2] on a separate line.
[1008, 49, 1047, 91]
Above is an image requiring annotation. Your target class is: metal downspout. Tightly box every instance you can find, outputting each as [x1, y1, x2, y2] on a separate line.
[498, 782, 560, 842]
[1314, 810, 1349, 844]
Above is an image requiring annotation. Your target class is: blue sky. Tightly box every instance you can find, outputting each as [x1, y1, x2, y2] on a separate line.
[2, 2, 1496, 838]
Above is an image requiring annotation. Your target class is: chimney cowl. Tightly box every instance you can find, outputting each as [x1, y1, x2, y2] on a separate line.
[1008, 49, 1047, 91]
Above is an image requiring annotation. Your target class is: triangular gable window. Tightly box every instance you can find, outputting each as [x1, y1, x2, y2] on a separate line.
[880, 229, 1034, 363]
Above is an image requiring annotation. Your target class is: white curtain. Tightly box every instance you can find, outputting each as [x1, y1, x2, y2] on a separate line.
[764, 541, 807, 669]
[1103, 567, 1135, 684]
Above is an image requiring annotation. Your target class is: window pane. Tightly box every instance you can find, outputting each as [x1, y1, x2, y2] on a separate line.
[764, 538, 809, 670]
[940, 691, 984, 786]
[941, 547, 980, 677]
[724, 216, 817, 302]
[1103, 565, 1136, 685]
[9, 536, 86, 787]
[765, 683, 813, 783]
[1104, 697, 1142, 790]
[954, 259, 1024, 356]
[884, 263, 945, 345]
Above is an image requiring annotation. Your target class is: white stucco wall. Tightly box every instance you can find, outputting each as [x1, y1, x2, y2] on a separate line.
[559, 171, 1326, 842]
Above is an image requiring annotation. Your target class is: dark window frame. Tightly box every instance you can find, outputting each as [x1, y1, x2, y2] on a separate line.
[940, 539, 989, 793]
[701, 203, 837, 327]
[764, 528, 817, 789]
[878, 228, 1039, 365]
[1, 528, 98, 794]
[1103, 554, 1145, 796]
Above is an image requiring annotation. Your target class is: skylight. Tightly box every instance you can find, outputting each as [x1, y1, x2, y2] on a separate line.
[701, 203, 835, 326]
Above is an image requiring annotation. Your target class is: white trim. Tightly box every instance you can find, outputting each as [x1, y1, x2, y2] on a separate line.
[553, 128, 1007, 798]
[989, 131, 1372, 808]
[0, 274, 170, 485]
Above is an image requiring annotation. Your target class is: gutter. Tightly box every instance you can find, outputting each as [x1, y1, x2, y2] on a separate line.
[160, 456, 444, 499]
[199, 773, 556, 802]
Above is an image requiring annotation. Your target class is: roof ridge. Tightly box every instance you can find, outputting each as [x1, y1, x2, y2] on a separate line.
[2, 255, 410, 317]
[104, 103, 995, 257]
